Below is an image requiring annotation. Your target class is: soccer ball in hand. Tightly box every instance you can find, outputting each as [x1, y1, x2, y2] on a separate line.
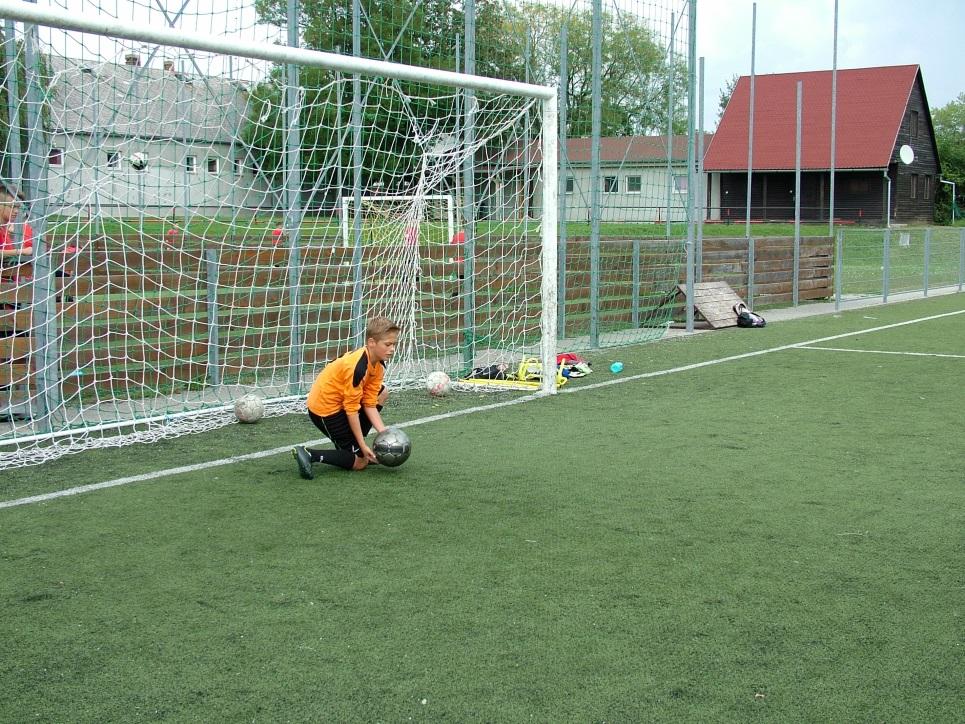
[234, 393, 265, 423]
[129, 152, 149, 171]
[426, 370, 451, 397]
[373, 426, 411, 467]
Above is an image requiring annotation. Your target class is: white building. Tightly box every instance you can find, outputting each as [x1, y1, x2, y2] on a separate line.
[502, 134, 711, 224]
[45, 53, 275, 218]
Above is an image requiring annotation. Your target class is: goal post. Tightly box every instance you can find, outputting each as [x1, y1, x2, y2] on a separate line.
[0, 0, 558, 469]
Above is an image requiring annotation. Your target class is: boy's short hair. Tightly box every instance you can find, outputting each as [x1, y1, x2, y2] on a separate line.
[366, 316, 400, 341]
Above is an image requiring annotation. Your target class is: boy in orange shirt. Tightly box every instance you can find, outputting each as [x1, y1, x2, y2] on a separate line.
[293, 317, 399, 477]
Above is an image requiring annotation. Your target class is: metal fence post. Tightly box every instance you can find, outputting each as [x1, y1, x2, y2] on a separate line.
[205, 249, 221, 387]
[882, 228, 890, 303]
[461, 0, 477, 369]
[685, 236, 694, 332]
[588, 0, 602, 347]
[923, 227, 930, 296]
[285, 0, 304, 393]
[793, 80, 802, 307]
[747, 236, 755, 308]
[632, 240, 640, 328]
[24, 18, 61, 431]
[834, 228, 843, 312]
[960, 228, 965, 292]
[557, 25, 568, 338]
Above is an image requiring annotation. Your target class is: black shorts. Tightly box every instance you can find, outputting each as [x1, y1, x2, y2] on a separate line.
[308, 407, 378, 457]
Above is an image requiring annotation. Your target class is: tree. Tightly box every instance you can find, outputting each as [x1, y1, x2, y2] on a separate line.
[717, 73, 739, 126]
[487, 2, 687, 136]
[254, 0, 467, 71]
[249, 0, 496, 201]
[932, 93, 965, 223]
[245, 0, 691, 201]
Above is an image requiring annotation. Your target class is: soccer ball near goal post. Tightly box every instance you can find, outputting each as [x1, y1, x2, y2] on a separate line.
[234, 393, 265, 424]
[129, 152, 149, 171]
[426, 370, 451, 397]
[372, 427, 411, 467]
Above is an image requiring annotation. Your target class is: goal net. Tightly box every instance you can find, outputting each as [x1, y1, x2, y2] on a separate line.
[340, 195, 455, 249]
[0, 3, 557, 468]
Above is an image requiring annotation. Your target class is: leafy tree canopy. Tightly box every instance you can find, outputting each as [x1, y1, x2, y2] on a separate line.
[931, 92, 965, 222]
[246, 0, 690, 194]
[717, 73, 739, 126]
[489, 2, 687, 136]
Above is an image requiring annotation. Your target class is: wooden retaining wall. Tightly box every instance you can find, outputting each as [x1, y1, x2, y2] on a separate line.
[0, 237, 541, 397]
[1, 234, 831, 400]
[697, 236, 834, 307]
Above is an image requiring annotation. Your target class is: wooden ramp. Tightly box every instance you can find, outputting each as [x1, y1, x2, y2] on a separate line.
[677, 281, 745, 329]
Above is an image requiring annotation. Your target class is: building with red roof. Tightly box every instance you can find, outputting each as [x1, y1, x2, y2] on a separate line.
[703, 65, 940, 224]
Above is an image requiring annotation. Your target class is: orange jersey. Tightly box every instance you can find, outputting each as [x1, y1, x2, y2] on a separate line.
[307, 347, 385, 417]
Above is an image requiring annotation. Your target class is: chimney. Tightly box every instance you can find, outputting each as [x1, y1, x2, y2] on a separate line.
[124, 53, 140, 67]
[163, 60, 175, 73]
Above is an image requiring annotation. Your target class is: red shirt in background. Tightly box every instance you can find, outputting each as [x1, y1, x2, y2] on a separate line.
[0, 222, 34, 252]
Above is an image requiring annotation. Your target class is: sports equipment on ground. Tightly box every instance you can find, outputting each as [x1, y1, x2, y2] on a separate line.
[234, 393, 265, 423]
[129, 152, 148, 171]
[610, 362, 624, 374]
[426, 371, 452, 397]
[372, 427, 411, 468]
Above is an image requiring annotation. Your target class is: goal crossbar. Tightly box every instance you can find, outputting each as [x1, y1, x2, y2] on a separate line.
[0, 0, 555, 100]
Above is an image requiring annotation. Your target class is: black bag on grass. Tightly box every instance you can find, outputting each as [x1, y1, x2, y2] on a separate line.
[734, 303, 766, 328]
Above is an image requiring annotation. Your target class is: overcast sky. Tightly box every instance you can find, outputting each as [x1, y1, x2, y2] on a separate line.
[697, 0, 965, 129]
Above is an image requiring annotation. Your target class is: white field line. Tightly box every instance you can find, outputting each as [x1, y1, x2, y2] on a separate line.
[3, 307, 963, 510]
[796, 346, 965, 359]
[560, 308, 965, 394]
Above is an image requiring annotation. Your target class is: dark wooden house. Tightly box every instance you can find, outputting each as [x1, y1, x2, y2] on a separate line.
[703, 65, 941, 224]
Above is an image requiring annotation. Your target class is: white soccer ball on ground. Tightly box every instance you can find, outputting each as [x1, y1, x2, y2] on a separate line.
[129, 152, 149, 171]
[425, 370, 452, 397]
[234, 393, 265, 423]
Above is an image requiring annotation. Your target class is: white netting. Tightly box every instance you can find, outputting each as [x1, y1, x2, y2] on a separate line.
[0, 7, 552, 468]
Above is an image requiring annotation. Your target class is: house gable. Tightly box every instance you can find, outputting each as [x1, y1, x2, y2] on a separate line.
[704, 65, 922, 172]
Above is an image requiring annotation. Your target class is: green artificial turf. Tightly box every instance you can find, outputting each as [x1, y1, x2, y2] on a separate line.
[1, 295, 963, 721]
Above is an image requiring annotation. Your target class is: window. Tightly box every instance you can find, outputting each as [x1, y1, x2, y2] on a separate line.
[910, 110, 919, 138]
[673, 174, 688, 193]
[626, 175, 642, 194]
[923, 175, 930, 200]
[232, 158, 243, 176]
[49, 147, 64, 166]
[207, 157, 219, 174]
[565, 176, 574, 194]
[603, 175, 618, 194]
[106, 150, 119, 168]
[910, 174, 918, 199]
[185, 155, 197, 173]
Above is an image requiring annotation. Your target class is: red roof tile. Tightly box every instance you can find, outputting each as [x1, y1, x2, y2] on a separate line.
[703, 65, 920, 171]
